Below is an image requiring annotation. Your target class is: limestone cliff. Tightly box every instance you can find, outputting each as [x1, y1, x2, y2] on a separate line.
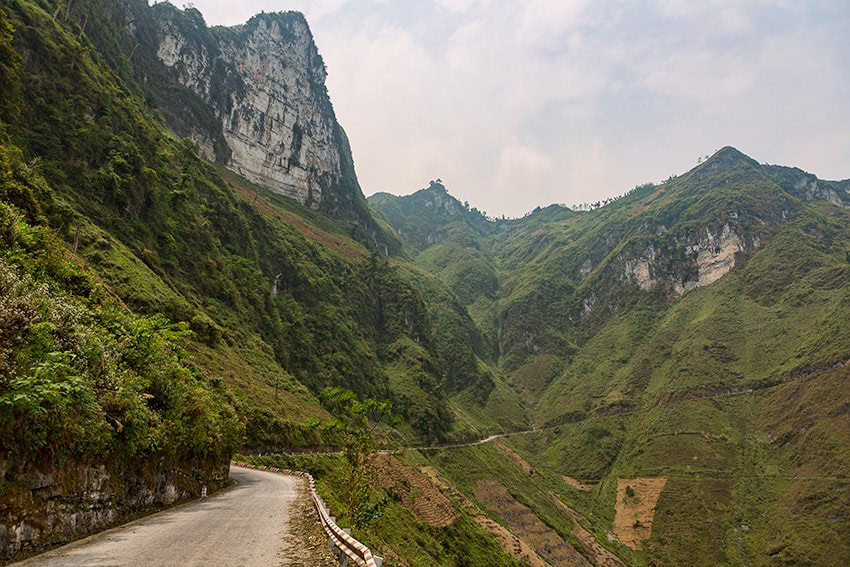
[619, 222, 761, 296]
[149, 5, 399, 254]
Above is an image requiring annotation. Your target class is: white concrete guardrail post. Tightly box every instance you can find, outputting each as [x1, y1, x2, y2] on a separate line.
[231, 461, 382, 567]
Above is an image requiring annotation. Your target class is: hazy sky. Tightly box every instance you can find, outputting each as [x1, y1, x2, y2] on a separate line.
[180, 0, 850, 217]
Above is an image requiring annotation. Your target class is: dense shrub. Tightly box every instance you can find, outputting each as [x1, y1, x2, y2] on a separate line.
[0, 205, 241, 462]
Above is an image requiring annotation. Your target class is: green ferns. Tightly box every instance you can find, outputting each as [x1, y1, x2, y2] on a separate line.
[0, 203, 241, 462]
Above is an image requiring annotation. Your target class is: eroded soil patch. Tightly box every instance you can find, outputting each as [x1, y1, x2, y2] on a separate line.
[562, 475, 595, 491]
[612, 477, 667, 550]
[474, 480, 590, 567]
[550, 492, 626, 567]
[375, 455, 457, 527]
[474, 515, 550, 567]
[493, 441, 539, 476]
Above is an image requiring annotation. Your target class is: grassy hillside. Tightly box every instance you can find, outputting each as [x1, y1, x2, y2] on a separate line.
[0, 196, 240, 466]
[371, 147, 850, 565]
[503, 366, 850, 566]
[372, 148, 850, 419]
[2, 0, 849, 563]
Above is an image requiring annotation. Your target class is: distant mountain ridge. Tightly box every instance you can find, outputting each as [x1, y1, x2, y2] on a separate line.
[369, 147, 850, 564]
[370, 145, 850, 400]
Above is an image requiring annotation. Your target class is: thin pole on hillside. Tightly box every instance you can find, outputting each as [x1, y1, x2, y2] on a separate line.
[79, 1, 92, 39]
[73, 222, 81, 255]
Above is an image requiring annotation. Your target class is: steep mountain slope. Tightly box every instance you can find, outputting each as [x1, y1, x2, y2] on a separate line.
[373, 181, 531, 435]
[0, 1, 484, 557]
[2, 0, 848, 563]
[7, 0, 489, 444]
[372, 148, 850, 411]
[371, 147, 850, 565]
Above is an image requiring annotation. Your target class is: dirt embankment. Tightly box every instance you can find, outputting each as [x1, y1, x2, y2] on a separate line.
[550, 493, 626, 567]
[413, 465, 571, 567]
[474, 516, 550, 567]
[612, 477, 667, 549]
[562, 475, 595, 491]
[474, 480, 590, 567]
[374, 455, 457, 527]
[416, 466, 549, 565]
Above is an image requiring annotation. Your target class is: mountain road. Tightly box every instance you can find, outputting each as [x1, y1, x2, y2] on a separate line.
[14, 467, 303, 567]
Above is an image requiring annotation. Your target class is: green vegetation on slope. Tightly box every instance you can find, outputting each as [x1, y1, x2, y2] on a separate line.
[371, 146, 850, 565]
[3, 0, 850, 562]
[0, 198, 239, 465]
[242, 451, 524, 567]
[504, 367, 850, 566]
[0, 0, 457, 458]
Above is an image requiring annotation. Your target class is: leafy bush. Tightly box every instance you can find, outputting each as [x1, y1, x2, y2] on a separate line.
[0, 208, 241, 462]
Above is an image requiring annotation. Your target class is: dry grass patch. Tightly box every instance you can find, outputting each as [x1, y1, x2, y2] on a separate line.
[613, 477, 667, 549]
[228, 177, 367, 260]
[474, 480, 590, 567]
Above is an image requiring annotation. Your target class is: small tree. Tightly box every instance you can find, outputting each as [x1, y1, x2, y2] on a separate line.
[319, 387, 399, 528]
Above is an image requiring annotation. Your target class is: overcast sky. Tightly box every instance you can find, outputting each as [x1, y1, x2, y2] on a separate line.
[180, 0, 850, 217]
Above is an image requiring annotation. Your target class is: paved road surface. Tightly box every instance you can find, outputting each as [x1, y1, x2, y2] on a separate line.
[16, 467, 299, 567]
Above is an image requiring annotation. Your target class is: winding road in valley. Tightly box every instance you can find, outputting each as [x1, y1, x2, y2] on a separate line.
[15, 467, 304, 567]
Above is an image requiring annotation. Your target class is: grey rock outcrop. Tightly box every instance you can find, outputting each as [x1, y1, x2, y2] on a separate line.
[154, 9, 337, 208]
[619, 222, 761, 296]
[147, 5, 401, 255]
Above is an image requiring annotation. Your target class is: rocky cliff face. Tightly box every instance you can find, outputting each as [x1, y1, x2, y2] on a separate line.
[145, 5, 400, 255]
[618, 222, 761, 296]
[153, 8, 338, 208]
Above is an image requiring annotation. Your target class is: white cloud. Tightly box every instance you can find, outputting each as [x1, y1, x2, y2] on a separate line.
[519, 0, 592, 38]
[436, 0, 478, 13]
